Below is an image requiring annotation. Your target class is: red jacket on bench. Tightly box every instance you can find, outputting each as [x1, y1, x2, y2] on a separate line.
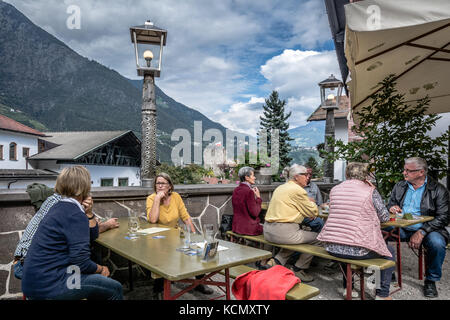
[232, 265, 300, 300]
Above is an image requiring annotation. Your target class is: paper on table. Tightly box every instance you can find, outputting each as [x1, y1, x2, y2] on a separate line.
[191, 241, 229, 251]
[137, 227, 170, 235]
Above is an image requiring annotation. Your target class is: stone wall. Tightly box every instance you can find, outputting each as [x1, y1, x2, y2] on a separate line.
[0, 182, 335, 299]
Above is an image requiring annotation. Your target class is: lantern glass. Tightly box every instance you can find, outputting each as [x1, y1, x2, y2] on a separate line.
[136, 43, 161, 70]
[130, 21, 167, 77]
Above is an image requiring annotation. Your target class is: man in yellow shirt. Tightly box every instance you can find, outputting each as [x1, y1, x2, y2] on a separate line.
[264, 164, 321, 282]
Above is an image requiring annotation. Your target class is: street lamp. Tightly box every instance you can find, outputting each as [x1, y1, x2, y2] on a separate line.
[130, 20, 167, 188]
[318, 74, 343, 183]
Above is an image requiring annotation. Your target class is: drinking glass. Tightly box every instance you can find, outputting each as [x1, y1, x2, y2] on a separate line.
[181, 224, 191, 249]
[103, 209, 113, 222]
[128, 209, 140, 237]
[203, 224, 216, 243]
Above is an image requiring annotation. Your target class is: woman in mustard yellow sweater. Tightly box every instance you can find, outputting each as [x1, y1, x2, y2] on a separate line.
[146, 172, 213, 297]
[146, 173, 196, 232]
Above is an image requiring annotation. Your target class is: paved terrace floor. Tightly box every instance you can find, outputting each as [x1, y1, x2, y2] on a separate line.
[105, 243, 450, 300]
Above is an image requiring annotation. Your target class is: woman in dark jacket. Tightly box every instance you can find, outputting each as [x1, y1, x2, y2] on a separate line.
[22, 166, 123, 300]
[231, 166, 263, 235]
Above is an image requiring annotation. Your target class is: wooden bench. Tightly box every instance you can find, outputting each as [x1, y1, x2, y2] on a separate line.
[220, 265, 320, 300]
[226, 231, 396, 300]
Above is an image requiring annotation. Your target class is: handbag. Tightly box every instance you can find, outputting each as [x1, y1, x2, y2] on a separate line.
[220, 214, 233, 234]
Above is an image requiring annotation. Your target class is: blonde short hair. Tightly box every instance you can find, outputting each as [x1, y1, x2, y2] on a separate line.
[55, 166, 91, 199]
[345, 162, 369, 181]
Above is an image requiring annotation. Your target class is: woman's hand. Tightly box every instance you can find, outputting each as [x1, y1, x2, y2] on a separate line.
[252, 187, 261, 199]
[389, 205, 402, 214]
[101, 218, 120, 231]
[364, 179, 375, 188]
[155, 190, 168, 201]
[101, 266, 110, 277]
[82, 196, 94, 216]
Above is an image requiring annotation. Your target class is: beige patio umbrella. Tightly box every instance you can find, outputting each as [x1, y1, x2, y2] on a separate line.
[344, 0, 450, 124]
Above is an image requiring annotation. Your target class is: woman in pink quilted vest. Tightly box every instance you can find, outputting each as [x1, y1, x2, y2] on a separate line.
[317, 162, 395, 300]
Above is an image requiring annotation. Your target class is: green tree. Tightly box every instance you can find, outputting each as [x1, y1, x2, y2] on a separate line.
[323, 75, 449, 198]
[259, 91, 293, 172]
[156, 163, 212, 184]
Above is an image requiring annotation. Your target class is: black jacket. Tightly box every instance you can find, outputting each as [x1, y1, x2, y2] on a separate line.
[388, 177, 449, 244]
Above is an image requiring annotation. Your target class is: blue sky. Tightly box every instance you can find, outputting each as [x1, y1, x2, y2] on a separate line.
[5, 0, 341, 136]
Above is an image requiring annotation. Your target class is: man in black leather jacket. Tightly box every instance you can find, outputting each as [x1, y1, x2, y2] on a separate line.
[387, 157, 449, 298]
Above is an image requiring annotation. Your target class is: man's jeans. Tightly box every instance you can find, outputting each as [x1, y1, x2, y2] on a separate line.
[384, 227, 447, 282]
[54, 274, 123, 300]
[329, 245, 396, 298]
[301, 217, 324, 233]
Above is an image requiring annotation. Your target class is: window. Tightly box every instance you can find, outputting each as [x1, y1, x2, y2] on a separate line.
[0, 145, 3, 160]
[101, 178, 114, 187]
[23, 147, 30, 158]
[9, 142, 17, 161]
[118, 178, 129, 187]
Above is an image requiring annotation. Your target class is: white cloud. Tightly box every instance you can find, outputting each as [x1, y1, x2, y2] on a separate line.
[260, 49, 341, 128]
[212, 97, 266, 137]
[4, 0, 336, 133]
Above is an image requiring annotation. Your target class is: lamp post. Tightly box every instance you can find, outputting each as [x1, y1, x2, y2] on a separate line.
[130, 20, 167, 188]
[318, 74, 343, 183]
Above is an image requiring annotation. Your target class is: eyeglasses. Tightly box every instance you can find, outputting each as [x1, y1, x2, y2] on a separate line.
[403, 168, 422, 173]
[155, 182, 169, 186]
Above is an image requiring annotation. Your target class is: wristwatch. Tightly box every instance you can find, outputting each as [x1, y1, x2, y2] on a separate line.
[419, 229, 427, 236]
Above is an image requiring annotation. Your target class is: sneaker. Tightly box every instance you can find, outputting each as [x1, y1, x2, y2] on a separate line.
[423, 280, 438, 298]
[266, 257, 282, 267]
[324, 260, 340, 271]
[152, 292, 163, 300]
[342, 289, 359, 298]
[292, 267, 314, 283]
[194, 284, 214, 295]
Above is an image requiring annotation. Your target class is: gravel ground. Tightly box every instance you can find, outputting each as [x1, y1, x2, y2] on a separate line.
[123, 242, 449, 300]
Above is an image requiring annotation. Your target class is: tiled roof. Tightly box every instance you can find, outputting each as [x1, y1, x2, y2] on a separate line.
[0, 114, 46, 137]
[307, 95, 350, 121]
[28, 131, 136, 160]
[0, 169, 58, 179]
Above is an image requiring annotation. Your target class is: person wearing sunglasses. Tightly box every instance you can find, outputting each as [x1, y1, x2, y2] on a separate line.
[387, 157, 448, 298]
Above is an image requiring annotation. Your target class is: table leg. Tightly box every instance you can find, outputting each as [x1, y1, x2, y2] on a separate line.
[346, 264, 352, 300]
[396, 227, 402, 288]
[128, 260, 133, 291]
[418, 245, 423, 280]
[359, 270, 365, 300]
[163, 279, 171, 300]
[225, 268, 230, 300]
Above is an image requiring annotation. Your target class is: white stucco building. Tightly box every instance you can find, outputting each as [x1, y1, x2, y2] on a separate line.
[1, 113, 144, 189]
[0, 114, 58, 188]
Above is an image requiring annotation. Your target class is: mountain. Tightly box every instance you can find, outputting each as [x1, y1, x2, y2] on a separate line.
[0, 1, 238, 163]
[288, 121, 325, 148]
[0, 102, 48, 132]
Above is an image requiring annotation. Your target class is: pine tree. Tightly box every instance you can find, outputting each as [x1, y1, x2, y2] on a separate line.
[259, 91, 293, 171]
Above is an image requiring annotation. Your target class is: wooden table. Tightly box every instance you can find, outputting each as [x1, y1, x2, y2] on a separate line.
[96, 217, 272, 300]
[318, 211, 434, 291]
